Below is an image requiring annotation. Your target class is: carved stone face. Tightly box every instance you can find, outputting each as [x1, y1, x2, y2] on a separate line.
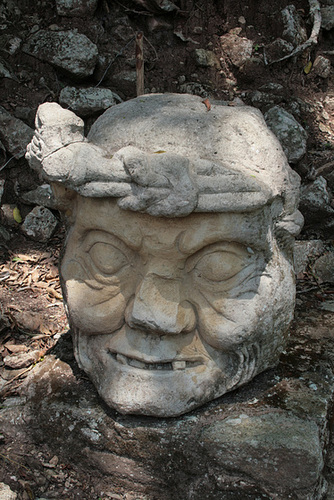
[26, 94, 303, 417]
[61, 197, 294, 416]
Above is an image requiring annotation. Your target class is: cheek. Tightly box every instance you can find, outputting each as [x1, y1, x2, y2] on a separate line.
[61, 258, 134, 334]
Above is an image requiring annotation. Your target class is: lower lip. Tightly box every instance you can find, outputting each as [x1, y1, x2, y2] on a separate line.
[108, 350, 203, 371]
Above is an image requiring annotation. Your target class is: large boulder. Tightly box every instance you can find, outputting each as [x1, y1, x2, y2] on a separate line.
[22, 30, 98, 79]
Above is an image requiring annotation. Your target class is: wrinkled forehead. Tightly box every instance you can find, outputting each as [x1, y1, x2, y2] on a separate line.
[72, 197, 272, 252]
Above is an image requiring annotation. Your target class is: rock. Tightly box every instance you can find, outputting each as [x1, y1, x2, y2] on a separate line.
[55, 0, 98, 16]
[0, 56, 18, 81]
[22, 30, 98, 79]
[281, 4, 307, 46]
[20, 184, 57, 209]
[0, 483, 17, 500]
[220, 29, 253, 68]
[21, 206, 58, 242]
[59, 86, 121, 117]
[264, 38, 294, 63]
[201, 413, 323, 494]
[259, 82, 284, 94]
[299, 177, 334, 230]
[312, 251, 334, 283]
[248, 90, 282, 110]
[293, 240, 325, 274]
[0, 107, 34, 159]
[264, 106, 307, 163]
[194, 48, 219, 68]
[110, 70, 137, 94]
[313, 55, 331, 78]
[321, 6, 334, 30]
[4, 349, 41, 369]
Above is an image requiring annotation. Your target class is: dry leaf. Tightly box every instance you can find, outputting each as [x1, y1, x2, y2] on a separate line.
[202, 98, 211, 111]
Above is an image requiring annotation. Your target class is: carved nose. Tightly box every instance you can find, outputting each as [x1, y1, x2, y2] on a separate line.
[125, 274, 196, 334]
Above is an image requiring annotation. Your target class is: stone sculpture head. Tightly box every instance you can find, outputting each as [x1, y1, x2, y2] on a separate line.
[26, 94, 303, 417]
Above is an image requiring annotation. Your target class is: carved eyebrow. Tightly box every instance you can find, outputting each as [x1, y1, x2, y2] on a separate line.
[80, 227, 142, 251]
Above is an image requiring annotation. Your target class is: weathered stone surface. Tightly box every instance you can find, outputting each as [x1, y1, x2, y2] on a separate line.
[194, 48, 219, 67]
[22, 30, 98, 79]
[312, 251, 334, 283]
[21, 206, 58, 242]
[281, 4, 307, 46]
[59, 86, 121, 116]
[248, 90, 282, 110]
[0, 483, 17, 500]
[300, 177, 334, 229]
[20, 184, 56, 209]
[0, 305, 332, 499]
[264, 106, 307, 163]
[220, 29, 253, 67]
[313, 55, 331, 78]
[321, 6, 334, 30]
[55, 0, 98, 16]
[0, 106, 34, 159]
[294, 240, 325, 274]
[26, 94, 303, 418]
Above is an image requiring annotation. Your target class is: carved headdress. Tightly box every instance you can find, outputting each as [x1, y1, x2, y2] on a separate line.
[26, 94, 303, 234]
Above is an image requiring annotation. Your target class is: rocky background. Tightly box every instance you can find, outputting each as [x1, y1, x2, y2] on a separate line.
[0, 0, 333, 499]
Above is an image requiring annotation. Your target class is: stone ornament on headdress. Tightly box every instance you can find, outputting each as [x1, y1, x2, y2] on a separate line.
[26, 94, 303, 236]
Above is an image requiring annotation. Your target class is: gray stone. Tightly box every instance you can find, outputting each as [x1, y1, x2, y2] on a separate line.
[194, 48, 219, 67]
[312, 251, 334, 283]
[321, 6, 334, 30]
[21, 206, 58, 242]
[0, 106, 34, 159]
[294, 240, 325, 274]
[20, 184, 57, 209]
[0, 56, 18, 81]
[313, 55, 331, 78]
[281, 4, 307, 46]
[248, 90, 282, 110]
[264, 106, 308, 163]
[59, 86, 121, 116]
[220, 29, 253, 68]
[55, 0, 98, 16]
[299, 177, 334, 233]
[110, 70, 137, 93]
[22, 30, 98, 79]
[0, 483, 17, 500]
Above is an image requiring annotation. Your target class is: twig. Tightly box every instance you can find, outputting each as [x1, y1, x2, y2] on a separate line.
[268, 0, 321, 65]
[136, 32, 144, 96]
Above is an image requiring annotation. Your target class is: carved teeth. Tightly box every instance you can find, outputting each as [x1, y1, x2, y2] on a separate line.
[116, 354, 128, 365]
[172, 361, 186, 370]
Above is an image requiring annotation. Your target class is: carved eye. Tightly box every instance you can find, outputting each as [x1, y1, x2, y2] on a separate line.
[194, 250, 247, 282]
[89, 242, 129, 275]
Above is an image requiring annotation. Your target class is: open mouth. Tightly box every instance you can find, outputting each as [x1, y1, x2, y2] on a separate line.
[108, 350, 203, 371]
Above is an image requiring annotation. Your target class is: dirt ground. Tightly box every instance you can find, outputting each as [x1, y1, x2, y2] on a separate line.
[0, 0, 333, 498]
